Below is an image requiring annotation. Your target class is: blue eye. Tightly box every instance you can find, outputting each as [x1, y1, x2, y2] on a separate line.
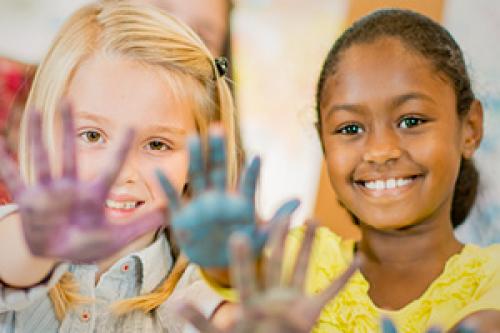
[399, 117, 425, 129]
[336, 124, 364, 135]
[79, 130, 104, 144]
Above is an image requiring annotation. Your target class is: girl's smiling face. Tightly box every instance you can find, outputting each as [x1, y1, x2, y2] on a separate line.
[65, 53, 196, 223]
[319, 37, 480, 230]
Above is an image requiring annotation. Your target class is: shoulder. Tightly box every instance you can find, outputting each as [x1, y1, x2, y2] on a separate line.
[470, 243, 500, 293]
[440, 243, 500, 327]
[461, 243, 500, 280]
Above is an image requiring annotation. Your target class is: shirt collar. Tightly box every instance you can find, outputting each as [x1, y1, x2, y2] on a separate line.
[131, 231, 173, 294]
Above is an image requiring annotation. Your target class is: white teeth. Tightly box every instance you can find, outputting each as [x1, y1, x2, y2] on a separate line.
[363, 177, 414, 190]
[397, 178, 412, 187]
[386, 178, 396, 189]
[106, 200, 139, 210]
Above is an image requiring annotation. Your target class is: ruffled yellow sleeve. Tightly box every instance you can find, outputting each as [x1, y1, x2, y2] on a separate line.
[442, 244, 500, 329]
[390, 243, 500, 332]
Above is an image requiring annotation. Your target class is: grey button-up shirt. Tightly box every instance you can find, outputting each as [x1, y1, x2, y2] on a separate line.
[0, 204, 223, 333]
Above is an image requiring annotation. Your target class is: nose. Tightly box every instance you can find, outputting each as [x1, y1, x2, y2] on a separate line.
[113, 151, 141, 185]
[362, 127, 402, 165]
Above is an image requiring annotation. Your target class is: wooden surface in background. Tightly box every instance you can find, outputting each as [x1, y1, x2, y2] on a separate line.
[314, 0, 445, 240]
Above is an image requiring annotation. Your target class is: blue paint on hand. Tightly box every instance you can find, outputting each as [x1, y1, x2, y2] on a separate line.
[157, 131, 299, 267]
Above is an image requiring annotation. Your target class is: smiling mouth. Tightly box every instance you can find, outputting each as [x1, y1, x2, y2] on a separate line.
[357, 176, 419, 190]
[353, 175, 423, 196]
[105, 199, 145, 210]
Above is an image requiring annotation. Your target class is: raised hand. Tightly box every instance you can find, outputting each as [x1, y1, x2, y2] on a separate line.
[157, 128, 300, 267]
[0, 103, 164, 263]
[177, 219, 359, 333]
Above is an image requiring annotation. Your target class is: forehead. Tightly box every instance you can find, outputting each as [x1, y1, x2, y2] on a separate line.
[66, 53, 196, 129]
[320, 37, 455, 110]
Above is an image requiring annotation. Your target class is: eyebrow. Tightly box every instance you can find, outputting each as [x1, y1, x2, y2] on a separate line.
[390, 92, 436, 109]
[324, 104, 364, 122]
[75, 111, 112, 127]
[324, 92, 436, 122]
[145, 124, 186, 135]
[76, 111, 186, 135]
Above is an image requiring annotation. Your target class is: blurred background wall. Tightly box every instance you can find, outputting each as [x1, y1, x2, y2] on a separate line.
[1, 0, 499, 244]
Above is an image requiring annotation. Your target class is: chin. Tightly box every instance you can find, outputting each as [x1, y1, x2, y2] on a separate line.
[357, 212, 418, 231]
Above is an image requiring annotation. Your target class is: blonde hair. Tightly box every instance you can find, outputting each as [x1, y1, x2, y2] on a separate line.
[19, 0, 242, 320]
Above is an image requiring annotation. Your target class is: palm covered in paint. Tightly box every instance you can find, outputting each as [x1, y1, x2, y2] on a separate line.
[157, 130, 300, 267]
[0, 103, 164, 263]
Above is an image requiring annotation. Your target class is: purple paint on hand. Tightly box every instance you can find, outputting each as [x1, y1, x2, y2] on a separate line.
[0, 102, 165, 263]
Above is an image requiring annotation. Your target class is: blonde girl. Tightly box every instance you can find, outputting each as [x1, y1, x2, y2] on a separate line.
[0, 1, 243, 331]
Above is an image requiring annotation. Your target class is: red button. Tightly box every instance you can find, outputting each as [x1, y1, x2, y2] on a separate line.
[121, 264, 129, 272]
[81, 311, 90, 322]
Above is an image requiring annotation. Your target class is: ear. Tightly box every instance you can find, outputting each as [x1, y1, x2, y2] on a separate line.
[461, 100, 483, 159]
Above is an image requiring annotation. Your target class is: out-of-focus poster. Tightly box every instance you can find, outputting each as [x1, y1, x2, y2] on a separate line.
[233, 0, 348, 225]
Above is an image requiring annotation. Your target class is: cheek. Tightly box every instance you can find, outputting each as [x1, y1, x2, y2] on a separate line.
[76, 148, 110, 182]
[411, 136, 461, 193]
[323, 137, 358, 191]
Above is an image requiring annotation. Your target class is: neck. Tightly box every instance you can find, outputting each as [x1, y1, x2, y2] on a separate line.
[357, 208, 464, 310]
[358, 207, 463, 269]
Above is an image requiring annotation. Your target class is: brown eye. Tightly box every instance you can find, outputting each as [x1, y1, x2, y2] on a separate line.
[146, 140, 168, 151]
[79, 130, 103, 144]
[399, 117, 426, 129]
[335, 123, 364, 135]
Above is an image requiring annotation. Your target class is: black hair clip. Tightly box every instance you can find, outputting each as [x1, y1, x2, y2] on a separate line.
[215, 57, 228, 77]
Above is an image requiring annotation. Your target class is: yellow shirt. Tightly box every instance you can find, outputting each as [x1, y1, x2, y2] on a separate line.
[204, 227, 500, 332]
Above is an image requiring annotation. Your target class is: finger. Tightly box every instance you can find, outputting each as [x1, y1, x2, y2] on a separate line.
[156, 169, 180, 213]
[264, 215, 291, 289]
[96, 128, 134, 193]
[229, 232, 258, 308]
[188, 136, 206, 196]
[311, 255, 360, 310]
[267, 199, 300, 227]
[109, 208, 164, 247]
[381, 317, 397, 333]
[238, 156, 260, 213]
[30, 110, 52, 185]
[60, 101, 78, 179]
[0, 138, 25, 197]
[176, 302, 221, 333]
[290, 221, 317, 290]
[207, 128, 226, 191]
